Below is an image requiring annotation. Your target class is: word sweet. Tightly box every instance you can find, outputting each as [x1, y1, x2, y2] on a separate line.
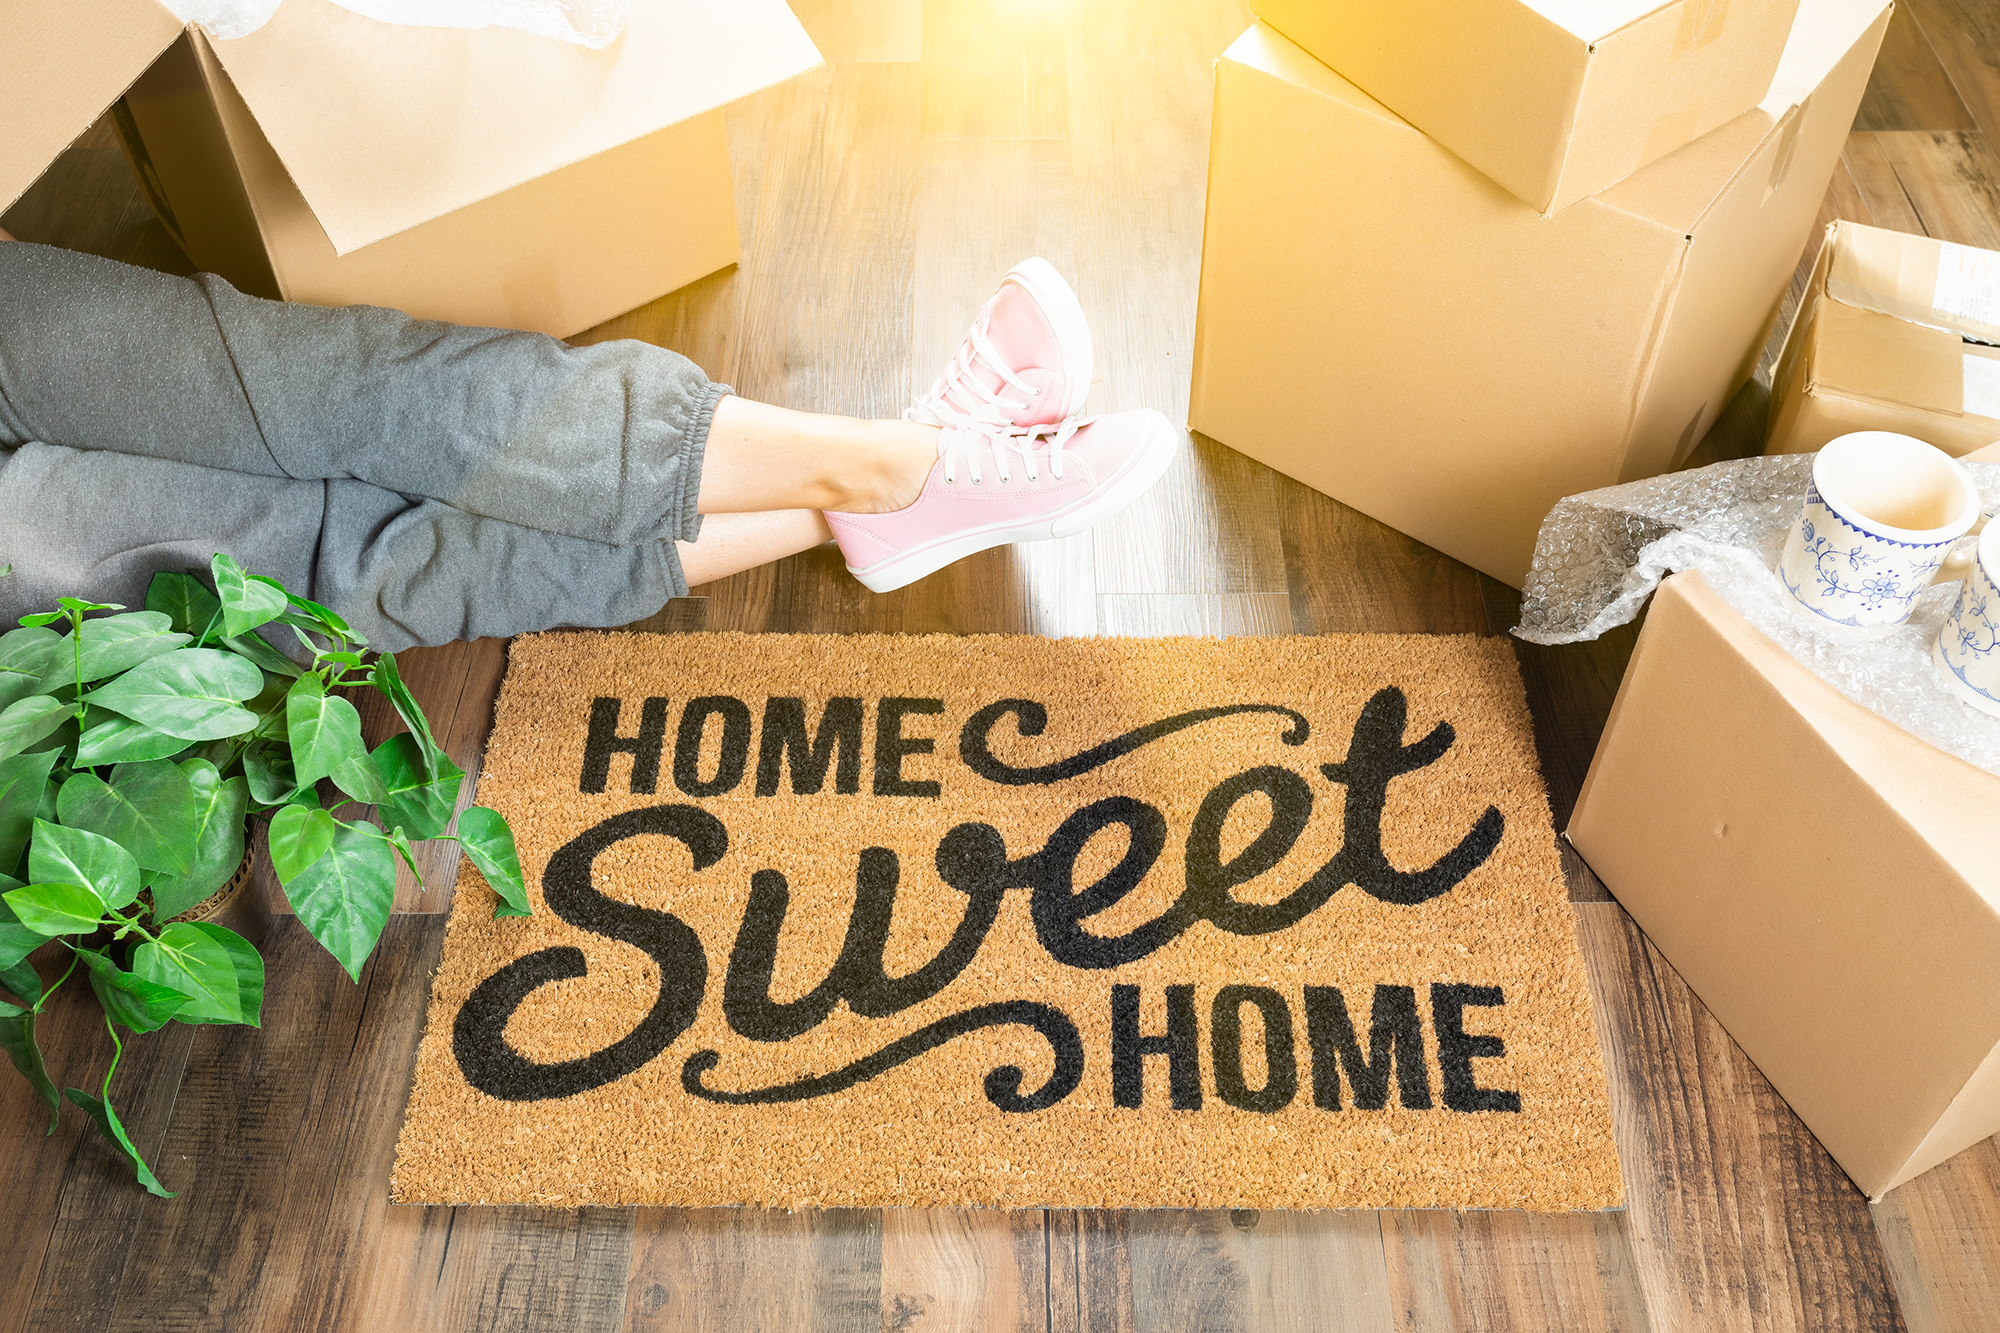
[453, 689, 1515, 1114]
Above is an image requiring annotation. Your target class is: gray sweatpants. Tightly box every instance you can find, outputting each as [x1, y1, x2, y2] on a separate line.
[0, 244, 727, 652]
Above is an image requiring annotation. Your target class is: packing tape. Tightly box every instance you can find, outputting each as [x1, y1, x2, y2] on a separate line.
[1935, 242, 2000, 329]
[1966, 353, 2000, 419]
[1674, 0, 1730, 58]
[1765, 101, 1808, 200]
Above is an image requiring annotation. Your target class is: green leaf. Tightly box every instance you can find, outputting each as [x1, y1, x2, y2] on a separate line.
[75, 711, 189, 766]
[4, 881, 109, 936]
[34, 612, 191, 693]
[243, 743, 297, 807]
[56, 761, 198, 876]
[369, 653, 440, 772]
[286, 820, 395, 982]
[74, 949, 191, 1034]
[29, 819, 140, 909]
[211, 554, 289, 639]
[0, 920, 42, 970]
[285, 675, 368, 790]
[0, 695, 72, 766]
[58, 598, 120, 615]
[267, 804, 338, 884]
[0, 880, 44, 964]
[0, 749, 60, 872]
[0, 627, 61, 712]
[147, 763, 249, 921]
[18, 612, 64, 628]
[64, 1086, 174, 1196]
[287, 593, 362, 645]
[316, 651, 366, 670]
[132, 921, 263, 1026]
[0, 1000, 59, 1131]
[380, 825, 422, 886]
[369, 732, 463, 841]
[456, 807, 529, 918]
[218, 632, 302, 679]
[146, 571, 224, 641]
[0, 949, 42, 1003]
[83, 648, 263, 742]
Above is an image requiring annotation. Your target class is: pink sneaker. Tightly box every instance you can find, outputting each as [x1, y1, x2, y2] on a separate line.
[826, 410, 1181, 592]
[908, 257, 1093, 432]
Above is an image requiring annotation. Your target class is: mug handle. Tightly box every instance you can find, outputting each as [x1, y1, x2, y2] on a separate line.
[1937, 508, 1992, 583]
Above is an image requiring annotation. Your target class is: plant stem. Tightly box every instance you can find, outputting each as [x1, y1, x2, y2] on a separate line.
[100, 1010, 123, 1101]
[35, 950, 80, 1014]
[70, 608, 86, 722]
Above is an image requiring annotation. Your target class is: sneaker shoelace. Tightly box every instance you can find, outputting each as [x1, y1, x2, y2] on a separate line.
[905, 298, 1044, 429]
[937, 415, 1094, 486]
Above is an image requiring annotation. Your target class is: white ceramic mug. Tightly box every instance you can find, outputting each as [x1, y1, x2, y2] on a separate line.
[1932, 524, 2000, 717]
[1778, 432, 1988, 634]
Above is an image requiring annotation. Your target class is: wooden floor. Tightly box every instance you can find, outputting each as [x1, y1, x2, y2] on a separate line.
[6, 1, 2000, 1328]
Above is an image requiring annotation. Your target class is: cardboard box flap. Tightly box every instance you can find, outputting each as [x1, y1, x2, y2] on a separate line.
[0, 0, 186, 212]
[1814, 299, 1966, 413]
[1596, 0, 1885, 237]
[204, 0, 822, 256]
[1533, 0, 1677, 42]
[1223, 23, 1416, 132]
[1827, 222, 2000, 345]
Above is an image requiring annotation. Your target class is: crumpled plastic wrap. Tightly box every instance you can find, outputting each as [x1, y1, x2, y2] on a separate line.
[1515, 454, 2000, 777]
[165, 0, 628, 47]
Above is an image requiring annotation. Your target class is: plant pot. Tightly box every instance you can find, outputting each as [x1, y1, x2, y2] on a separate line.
[164, 853, 266, 948]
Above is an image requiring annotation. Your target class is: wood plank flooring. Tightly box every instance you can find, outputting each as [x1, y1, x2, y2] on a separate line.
[5, 0, 1999, 1327]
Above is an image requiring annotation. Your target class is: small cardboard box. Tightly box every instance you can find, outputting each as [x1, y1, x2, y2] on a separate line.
[1252, 0, 1802, 214]
[1767, 220, 2000, 458]
[1189, 0, 1890, 587]
[1568, 568, 2000, 1200]
[1, 0, 822, 337]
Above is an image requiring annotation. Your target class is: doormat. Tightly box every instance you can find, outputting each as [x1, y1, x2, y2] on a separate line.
[392, 632, 1621, 1211]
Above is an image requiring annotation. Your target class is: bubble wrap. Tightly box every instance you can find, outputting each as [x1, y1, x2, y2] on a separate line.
[167, 0, 628, 47]
[1514, 455, 2000, 777]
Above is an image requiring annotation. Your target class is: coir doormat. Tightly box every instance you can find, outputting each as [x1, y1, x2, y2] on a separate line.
[392, 633, 1621, 1211]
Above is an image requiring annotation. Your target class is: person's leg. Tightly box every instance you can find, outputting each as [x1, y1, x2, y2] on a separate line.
[675, 510, 831, 587]
[1, 244, 938, 533]
[0, 440, 698, 654]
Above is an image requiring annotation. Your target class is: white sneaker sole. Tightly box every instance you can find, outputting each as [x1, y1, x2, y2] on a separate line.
[1005, 257, 1094, 422]
[846, 412, 1181, 594]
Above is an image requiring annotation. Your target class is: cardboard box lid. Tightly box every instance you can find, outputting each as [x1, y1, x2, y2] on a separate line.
[0, 0, 186, 211]
[4, 0, 822, 255]
[1826, 221, 2000, 345]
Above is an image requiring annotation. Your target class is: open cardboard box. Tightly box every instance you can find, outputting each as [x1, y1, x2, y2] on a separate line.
[1567, 529, 2000, 1199]
[1768, 220, 2000, 458]
[1251, 0, 1803, 215]
[1, 0, 822, 336]
[1189, 0, 1892, 587]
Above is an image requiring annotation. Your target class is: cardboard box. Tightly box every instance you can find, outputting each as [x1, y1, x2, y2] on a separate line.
[1568, 568, 2000, 1200]
[2, 0, 822, 337]
[1252, 0, 1803, 214]
[1768, 221, 2000, 458]
[1188, 0, 1890, 586]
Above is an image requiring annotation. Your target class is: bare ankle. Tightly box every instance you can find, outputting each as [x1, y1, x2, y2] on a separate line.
[836, 421, 937, 513]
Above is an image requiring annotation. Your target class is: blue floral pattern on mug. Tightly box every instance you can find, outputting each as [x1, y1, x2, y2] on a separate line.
[1780, 481, 1957, 629]
[1933, 548, 2000, 715]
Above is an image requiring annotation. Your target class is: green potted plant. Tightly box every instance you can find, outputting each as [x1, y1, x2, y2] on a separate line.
[0, 554, 526, 1195]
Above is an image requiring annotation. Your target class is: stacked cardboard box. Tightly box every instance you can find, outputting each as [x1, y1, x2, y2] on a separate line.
[1190, 0, 1893, 585]
[2, 0, 823, 337]
[1767, 220, 2000, 457]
